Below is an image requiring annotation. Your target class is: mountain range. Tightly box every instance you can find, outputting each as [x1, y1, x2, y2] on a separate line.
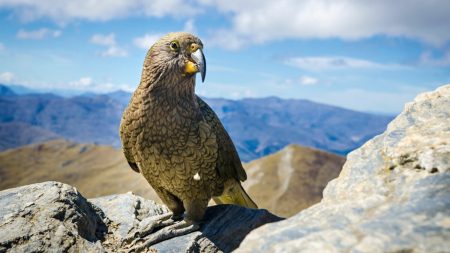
[0, 84, 393, 161]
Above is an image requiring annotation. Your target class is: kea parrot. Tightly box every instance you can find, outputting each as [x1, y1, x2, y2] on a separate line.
[119, 32, 257, 248]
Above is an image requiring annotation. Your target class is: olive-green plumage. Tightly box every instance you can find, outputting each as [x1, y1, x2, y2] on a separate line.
[119, 32, 256, 224]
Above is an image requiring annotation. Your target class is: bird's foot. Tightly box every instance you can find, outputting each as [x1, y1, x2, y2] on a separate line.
[123, 212, 181, 247]
[138, 212, 182, 237]
[126, 220, 200, 253]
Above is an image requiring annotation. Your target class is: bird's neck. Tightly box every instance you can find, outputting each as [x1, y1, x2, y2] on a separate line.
[137, 74, 198, 110]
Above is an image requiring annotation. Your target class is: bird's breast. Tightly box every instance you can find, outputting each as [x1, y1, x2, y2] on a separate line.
[137, 103, 200, 157]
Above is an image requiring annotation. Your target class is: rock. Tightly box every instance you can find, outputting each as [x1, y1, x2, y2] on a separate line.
[91, 193, 281, 253]
[149, 205, 282, 253]
[0, 181, 281, 252]
[0, 181, 107, 253]
[236, 84, 450, 253]
[90, 193, 169, 241]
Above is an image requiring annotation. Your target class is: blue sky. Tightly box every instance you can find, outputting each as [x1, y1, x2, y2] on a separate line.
[0, 0, 449, 113]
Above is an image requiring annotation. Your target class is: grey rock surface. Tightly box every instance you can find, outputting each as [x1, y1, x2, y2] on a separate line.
[91, 193, 281, 253]
[0, 182, 281, 252]
[0, 181, 107, 253]
[90, 193, 169, 241]
[150, 204, 282, 253]
[236, 84, 450, 253]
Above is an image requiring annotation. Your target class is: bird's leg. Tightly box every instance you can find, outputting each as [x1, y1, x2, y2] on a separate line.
[126, 198, 208, 252]
[156, 188, 186, 222]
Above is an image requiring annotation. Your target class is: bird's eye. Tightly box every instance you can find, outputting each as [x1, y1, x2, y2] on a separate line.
[169, 41, 180, 51]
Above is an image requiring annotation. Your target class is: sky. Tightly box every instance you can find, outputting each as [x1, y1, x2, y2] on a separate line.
[0, 0, 449, 114]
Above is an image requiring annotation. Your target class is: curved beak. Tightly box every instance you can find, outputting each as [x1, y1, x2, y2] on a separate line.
[191, 48, 206, 83]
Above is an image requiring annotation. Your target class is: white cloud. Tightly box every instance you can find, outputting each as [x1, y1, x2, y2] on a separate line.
[285, 56, 402, 71]
[69, 77, 93, 87]
[133, 33, 162, 50]
[0, 71, 131, 93]
[17, 28, 61, 39]
[90, 33, 116, 46]
[101, 46, 127, 57]
[3, 1, 450, 49]
[0, 0, 199, 23]
[66, 77, 133, 93]
[311, 87, 429, 114]
[197, 82, 256, 99]
[205, 29, 246, 51]
[299, 76, 318, 86]
[0, 72, 15, 83]
[201, 0, 450, 49]
[183, 19, 196, 33]
[90, 33, 127, 57]
[0, 42, 4, 51]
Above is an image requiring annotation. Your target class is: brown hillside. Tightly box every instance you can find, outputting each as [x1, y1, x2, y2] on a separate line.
[242, 144, 345, 217]
[0, 140, 345, 217]
[0, 139, 158, 200]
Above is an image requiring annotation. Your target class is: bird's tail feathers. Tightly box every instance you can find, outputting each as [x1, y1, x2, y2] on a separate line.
[213, 180, 257, 209]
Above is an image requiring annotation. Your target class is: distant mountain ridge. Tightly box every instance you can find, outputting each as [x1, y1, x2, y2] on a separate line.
[0, 84, 393, 160]
[0, 84, 123, 149]
[202, 96, 393, 160]
[0, 85, 16, 96]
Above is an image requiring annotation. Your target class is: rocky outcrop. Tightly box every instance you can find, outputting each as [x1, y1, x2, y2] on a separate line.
[0, 181, 281, 252]
[237, 85, 450, 252]
[0, 181, 107, 252]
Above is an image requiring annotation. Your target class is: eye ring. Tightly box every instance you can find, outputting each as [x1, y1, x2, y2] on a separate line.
[169, 41, 180, 51]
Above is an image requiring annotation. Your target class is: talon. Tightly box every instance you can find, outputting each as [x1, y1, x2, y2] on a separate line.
[128, 220, 199, 252]
[138, 212, 175, 237]
[123, 212, 176, 248]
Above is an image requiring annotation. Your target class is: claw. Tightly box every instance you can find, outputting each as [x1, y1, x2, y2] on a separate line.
[123, 212, 175, 247]
[127, 220, 200, 252]
[138, 213, 176, 237]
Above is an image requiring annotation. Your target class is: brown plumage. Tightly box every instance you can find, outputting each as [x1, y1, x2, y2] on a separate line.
[119, 32, 257, 228]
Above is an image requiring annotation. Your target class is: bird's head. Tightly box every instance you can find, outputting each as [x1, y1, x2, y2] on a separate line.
[142, 32, 206, 88]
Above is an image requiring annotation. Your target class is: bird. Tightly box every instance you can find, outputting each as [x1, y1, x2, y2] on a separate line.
[119, 32, 257, 248]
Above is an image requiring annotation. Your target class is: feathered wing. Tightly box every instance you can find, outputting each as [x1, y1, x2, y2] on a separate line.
[197, 96, 257, 208]
[196, 96, 245, 180]
[119, 104, 140, 173]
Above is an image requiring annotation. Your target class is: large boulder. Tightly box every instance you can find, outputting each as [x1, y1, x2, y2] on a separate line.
[236, 85, 450, 253]
[0, 181, 281, 252]
[0, 181, 107, 252]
